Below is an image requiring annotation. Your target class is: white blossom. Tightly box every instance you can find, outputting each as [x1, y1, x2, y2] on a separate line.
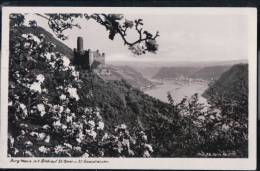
[14, 148, 19, 155]
[59, 94, 66, 101]
[102, 133, 109, 141]
[97, 121, 104, 130]
[66, 116, 73, 123]
[67, 87, 80, 101]
[210, 115, 215, 120]
[72, 70, 79, 79]
[142, 134, 148, 141]
[29, 131, 38, 137]
[39, 34, 45, 40]
[38, 132, 46, 141]
[53, 120, 62, 128]
[76, 131, 85, 143]
[50, 61, 55, 68]
[9, 136, 14, 147]
[61, 56, 70, 67]
[120, 124, 127, 129]
[54, 145, 65, 154]
[115, 124, 127, 132]
[61, 124, 67, 130]
[86, 130, 97, 139]
[222, 124, 230, 131]
[25, 141, 33, 147]
[23, 42, 30, 48]
[64, 143, 72, 149]
[21, 34, 27, 38]
[42, 124, 50, 130]
[52, 105, 64, 113]
[65, 108, 71, 114]
[144, 144, 153, 152]
[38, 146, 49, 153]
[19, 103, 28, 116]
[31, 35, 41, 44]
[24, 150, 34, 157]
[29, 82, 42, 93]
[198, 115, 205, 121]
[42, 88, 48, 93]
[44, 135, 50, 143]
[82, 153, 89, 158]
[36, 74, 45, 83]
[37, 104, 46, 117]
[143, 150, 150, 157]
[45, 52, 52, 60]
[88, 120, 95, 129]
[73, 146, 82, 152]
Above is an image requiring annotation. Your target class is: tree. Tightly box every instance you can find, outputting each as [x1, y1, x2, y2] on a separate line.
[30, 13, 159, 55]
[8, 13, 154, 157]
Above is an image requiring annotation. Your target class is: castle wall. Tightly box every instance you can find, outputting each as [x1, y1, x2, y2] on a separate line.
[91, 50, 105, 65]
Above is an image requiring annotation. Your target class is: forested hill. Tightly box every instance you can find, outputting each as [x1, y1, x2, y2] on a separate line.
[191, 65, 231, 81]
[203, 63, 248, 129]
[203, 63, 248, 105]
[101, 65, 155, 90]
[153, 65, 232, 81]
[80, 72, 173, 133]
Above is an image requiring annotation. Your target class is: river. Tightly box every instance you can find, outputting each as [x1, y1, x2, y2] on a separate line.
[144, 79, 209, 104]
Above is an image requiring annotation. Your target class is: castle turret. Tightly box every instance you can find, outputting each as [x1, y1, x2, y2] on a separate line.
[73, 36, 105, 70]
[77, 37, 84, 52]
[73, 37, 92, 69]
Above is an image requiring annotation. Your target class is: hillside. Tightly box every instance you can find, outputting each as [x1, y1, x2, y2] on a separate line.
[11, 26, 74, 59]
[108, 61, 162, 79]
[203, 64, 248, 117]
[153, 67, 200, 79]
[153, 65, 234, 81]
[191, 65, 231, 81]
[100, 65, 155, 89]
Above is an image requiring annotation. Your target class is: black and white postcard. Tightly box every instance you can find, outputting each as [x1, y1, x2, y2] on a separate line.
[0, 7, 257, 170]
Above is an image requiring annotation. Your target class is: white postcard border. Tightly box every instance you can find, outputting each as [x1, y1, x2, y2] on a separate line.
[0, 7, 257, 170]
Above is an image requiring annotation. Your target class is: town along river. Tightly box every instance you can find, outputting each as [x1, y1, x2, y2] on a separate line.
[144, 79, 209, 105]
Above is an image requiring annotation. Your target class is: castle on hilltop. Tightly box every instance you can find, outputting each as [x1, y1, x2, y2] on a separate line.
[73, 37, 105, 70]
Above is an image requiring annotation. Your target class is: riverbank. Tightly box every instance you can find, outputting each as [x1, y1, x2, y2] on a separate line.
[143, 79, 209, 104]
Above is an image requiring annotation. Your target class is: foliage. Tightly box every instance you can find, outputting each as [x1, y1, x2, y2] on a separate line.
[164, 91, 248, 157]
[202, 64, 248, 156]
[34, 13, 159, 55]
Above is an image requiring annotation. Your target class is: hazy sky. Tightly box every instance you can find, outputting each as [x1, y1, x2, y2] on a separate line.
[25, 12, 249, 63]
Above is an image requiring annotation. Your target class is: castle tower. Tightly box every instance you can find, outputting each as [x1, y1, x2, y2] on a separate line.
[73, 36, 105, 70]
[73, 37, 92, 70]
[77, 37, 84, 52]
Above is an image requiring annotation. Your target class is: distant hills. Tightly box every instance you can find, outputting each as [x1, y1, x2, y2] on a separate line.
[110, 60, 247, 81]
[191, 65, 231, 81]
[203, 64, 248, 110]
[100, 65, 155, 89]
[153, 67, 200, 80]
[153, 65, 235, 81]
